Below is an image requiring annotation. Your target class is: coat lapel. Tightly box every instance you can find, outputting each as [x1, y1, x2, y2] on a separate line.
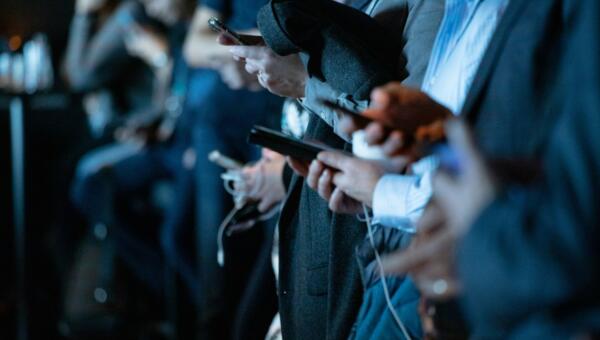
[460, 0, 529, 120]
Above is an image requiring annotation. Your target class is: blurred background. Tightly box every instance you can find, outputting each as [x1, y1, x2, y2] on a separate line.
[0, 0, 152, 339]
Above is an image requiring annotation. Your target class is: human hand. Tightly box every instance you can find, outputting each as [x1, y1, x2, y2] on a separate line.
[380, 121, 496, 300]
[314, 151, 409, 207]
[76, 0, 107, 14]
[217, 58, 263, 91]
[364, 82, 452, 135]
[124, 24, 169, 69]
[338, 82, 451, 156]
[305, 159, 363, 214]
[240, 153, 287, 212]
[224, 35, 308, 98]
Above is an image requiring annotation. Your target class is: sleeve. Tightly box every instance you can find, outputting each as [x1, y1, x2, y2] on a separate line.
[457, 1, 600, 329]
[301, 73, 369, 142]
[64, 1, 141, 91]
[371, 156, 437, 231]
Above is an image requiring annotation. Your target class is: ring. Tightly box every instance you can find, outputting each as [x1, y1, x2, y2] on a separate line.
[432, 279, 448, 296]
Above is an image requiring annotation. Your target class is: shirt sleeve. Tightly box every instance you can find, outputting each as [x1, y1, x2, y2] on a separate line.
[371, 156, 438, 231]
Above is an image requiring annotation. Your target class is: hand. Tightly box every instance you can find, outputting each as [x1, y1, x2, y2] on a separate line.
[217, 58, 263, 91]
[305, 159, 363, 214]
[380, 121, 496, 300]
[315, 151, 409, 206]
[76, 0, 107, 14]
[224, 35, 308, 98]
[241, 153, 287, 212]
[364, 82, 453, 134]
[339, 82, 452, 156]
[124, 24, 169, 69]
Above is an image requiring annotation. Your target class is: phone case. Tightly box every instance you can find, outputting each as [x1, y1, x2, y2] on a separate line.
[247, 126, 328, 161]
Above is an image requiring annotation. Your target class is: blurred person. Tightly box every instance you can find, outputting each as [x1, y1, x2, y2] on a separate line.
[306, 2, 512, 336]
[223, 0, 444, 338]
[63, 0, 157, 138]
[64, 0, 197, 334]
[183, 1, 284, 338]
[331, 0, 600, 338]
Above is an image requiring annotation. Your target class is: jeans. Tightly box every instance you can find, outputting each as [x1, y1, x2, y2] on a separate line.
[71, 141, 198, 300]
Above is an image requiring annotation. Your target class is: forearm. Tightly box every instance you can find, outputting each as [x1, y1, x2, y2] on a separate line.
[63, 14, 97, 90]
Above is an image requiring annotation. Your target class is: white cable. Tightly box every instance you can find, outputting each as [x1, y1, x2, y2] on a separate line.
[363, 204, 412, 340]
[217, 206, 240, 267]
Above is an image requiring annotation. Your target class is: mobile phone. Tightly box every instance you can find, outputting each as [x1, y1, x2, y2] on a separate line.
[208, 17, 248, 45]
[208, 150, 244, 170]
[247, 126, 330, 161]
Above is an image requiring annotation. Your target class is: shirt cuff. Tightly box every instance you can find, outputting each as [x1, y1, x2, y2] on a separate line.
[372, 174, 420, 232]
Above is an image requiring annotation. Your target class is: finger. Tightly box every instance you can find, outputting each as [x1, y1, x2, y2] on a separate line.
[339, 114, 363, 135]
[286, 157, 309, 177]
[244, 61, 260, 74]
[306, 160, 324, 190]
[432, 172, 459, 217]
[381, 130, 405, 156]
[229, 46, 265, 60]
[318, 169, 334, 201]
[328, 187, 346, 213]
[364, 123, 387, 145]
[316, 151, 351, 171]
[416, 201, 445, 235]
[258, 198, 273, 213]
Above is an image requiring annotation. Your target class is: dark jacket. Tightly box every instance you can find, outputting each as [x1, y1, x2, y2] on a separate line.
[455, 0, 600, 337]
[269, 0, 444, 338]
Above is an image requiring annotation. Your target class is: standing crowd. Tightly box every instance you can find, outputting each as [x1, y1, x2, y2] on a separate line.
[57, 0, 600, 339]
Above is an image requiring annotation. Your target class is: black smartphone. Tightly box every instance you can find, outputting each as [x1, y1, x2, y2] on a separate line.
[247, 126, 330, 161]
[208, 17, 248, 45]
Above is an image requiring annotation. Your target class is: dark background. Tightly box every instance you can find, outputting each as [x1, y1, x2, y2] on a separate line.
[1, 1, 92, 338]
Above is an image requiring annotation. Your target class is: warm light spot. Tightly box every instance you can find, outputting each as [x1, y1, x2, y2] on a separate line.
[9, 36, 22, 51]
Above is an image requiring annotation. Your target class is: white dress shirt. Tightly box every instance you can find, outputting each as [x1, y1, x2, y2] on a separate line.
[372, 0, 510, 231]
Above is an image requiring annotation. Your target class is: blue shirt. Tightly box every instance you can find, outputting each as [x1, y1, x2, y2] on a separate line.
[422, 0, 510, 114]
[372, 0, 510, 231]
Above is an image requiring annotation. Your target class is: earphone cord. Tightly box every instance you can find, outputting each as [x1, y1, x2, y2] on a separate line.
[362, 204, 412, 340]
[217, 206, 240, 267]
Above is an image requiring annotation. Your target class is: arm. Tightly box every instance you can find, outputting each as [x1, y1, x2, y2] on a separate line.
[64, 1, 141, 91]
[459, 0, 600, 326]
[459, 106, 600, 329]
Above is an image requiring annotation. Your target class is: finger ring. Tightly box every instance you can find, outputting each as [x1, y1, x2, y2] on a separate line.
[432, 279, 448, 296]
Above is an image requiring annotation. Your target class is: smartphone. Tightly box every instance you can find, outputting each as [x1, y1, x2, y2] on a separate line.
[247, 126, 330, 161]
[208, 150, 244, 170]
[208, 17, 248, 45]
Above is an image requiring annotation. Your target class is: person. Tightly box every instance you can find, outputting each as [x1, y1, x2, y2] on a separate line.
[329, 0, 596, 337]
[64, 0, 156, 138]
[183, 1, 284, 338]
[226, 0, 444, 338]
[66, 0, 197, 331]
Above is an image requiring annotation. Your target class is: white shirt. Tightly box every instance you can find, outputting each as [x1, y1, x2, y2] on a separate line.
[372, 0, 510, 231]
